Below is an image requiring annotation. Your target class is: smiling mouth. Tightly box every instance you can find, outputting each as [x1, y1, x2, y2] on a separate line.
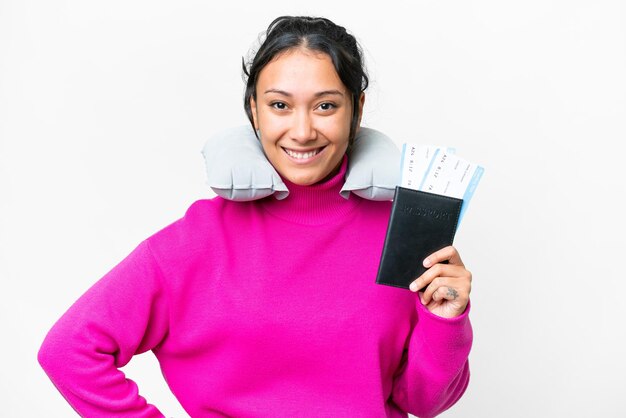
[282, 146, 326, 160]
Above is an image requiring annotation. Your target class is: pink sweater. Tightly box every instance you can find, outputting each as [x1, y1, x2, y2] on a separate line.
[38, 156, 472, 417]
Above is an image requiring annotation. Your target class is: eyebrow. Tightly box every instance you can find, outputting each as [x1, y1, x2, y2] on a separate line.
[263, 88, 345, 98]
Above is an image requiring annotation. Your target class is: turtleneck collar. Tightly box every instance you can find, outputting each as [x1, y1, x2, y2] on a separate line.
[259, 154, 362, 225]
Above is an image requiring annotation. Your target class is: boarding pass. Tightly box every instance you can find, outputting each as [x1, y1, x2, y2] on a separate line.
[399, 143, 484, 224]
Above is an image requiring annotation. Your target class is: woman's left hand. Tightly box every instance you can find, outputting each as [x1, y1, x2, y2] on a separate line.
[409, 246, 471, 318]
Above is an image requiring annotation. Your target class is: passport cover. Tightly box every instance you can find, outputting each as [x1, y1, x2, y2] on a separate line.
[376, 186, 463, 290]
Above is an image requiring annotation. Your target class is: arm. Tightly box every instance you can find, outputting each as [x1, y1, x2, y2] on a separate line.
[391, 245, 473, 417]
[38, 240, 169, 417]
[390, 300, 472, 418]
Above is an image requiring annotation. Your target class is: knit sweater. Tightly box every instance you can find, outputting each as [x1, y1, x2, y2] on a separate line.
[38, 156, 472, 418]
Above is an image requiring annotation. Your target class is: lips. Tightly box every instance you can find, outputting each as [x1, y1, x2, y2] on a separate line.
[282, 146, 326, 160]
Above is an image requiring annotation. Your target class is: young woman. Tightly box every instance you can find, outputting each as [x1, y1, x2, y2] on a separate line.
[39, 16, 473, 417]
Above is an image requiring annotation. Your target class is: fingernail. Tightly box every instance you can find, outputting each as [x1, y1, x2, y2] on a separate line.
[420, 294, 425, 304]
[409, 282, 417, 292]
[423, 258, 431, 267]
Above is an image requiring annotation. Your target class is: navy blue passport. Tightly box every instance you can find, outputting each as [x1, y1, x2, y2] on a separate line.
[375, 186, 463, 290]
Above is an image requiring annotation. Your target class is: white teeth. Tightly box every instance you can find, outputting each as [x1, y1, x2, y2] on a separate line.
[285, 148, 321, 159]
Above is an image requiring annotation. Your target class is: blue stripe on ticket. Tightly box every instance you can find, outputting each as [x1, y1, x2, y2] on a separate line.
[458, 165, 484, 225]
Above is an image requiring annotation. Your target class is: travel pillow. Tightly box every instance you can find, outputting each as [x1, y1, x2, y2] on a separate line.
[201, 125, 400, 201]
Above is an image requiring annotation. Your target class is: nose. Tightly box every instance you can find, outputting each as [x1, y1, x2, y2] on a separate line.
[289, 110, 317, 143]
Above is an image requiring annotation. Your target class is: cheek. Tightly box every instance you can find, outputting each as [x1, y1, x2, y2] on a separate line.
[259, 137, 278, 155]
[319, 115, 351, 145]
[333, 104, 354, 135]
[258, 111, 287, 137]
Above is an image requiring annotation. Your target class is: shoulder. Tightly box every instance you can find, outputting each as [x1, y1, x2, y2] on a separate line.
[161, 197, 224, 231]
[143, 198, 226, 255]
[144, 196, 264, 254]
[182, 197, 226, 221]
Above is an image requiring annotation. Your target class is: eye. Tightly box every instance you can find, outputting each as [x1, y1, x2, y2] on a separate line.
[270, 102, 287, 110]
[318, 102, 336, 111]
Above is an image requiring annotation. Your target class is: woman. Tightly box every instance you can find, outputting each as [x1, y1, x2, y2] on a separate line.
[39, 16, 473, 417]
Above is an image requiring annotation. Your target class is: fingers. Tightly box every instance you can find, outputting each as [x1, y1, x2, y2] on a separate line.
[420, 276, 470, 305]
[423, 245, 464, 268]
[409, 246, 472, 317]
[409, 261, 471, 306]
[431, 284, 459, 303]
[409, 263, 468, 292]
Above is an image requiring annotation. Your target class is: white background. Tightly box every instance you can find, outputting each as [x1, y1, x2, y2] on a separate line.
[1, 1, 625, 417]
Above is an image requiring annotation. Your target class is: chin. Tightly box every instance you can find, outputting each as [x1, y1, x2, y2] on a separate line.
[284, 174, 321, 186]
[281, 166, 334, 186]
[279, 160, 342, 186]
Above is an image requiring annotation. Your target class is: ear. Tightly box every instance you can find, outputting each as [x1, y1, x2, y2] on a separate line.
[356, 93, 366, 130]
[250, 96, 259, 130]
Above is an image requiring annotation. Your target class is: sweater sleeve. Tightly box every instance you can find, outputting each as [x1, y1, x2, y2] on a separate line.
[38, 240, 169, 417]
[390, 299, 473, 418]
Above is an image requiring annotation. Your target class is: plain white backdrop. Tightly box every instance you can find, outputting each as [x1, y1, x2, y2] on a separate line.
[1, 1, 625, 417]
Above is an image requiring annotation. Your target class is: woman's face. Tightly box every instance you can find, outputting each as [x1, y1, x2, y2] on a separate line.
[250, 48, 364, 186]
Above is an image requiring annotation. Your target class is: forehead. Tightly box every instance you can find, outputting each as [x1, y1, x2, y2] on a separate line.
[256, 48, 347, 94]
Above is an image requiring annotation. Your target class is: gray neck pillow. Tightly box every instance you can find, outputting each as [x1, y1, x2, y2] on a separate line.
[201, 125, 400, 201]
